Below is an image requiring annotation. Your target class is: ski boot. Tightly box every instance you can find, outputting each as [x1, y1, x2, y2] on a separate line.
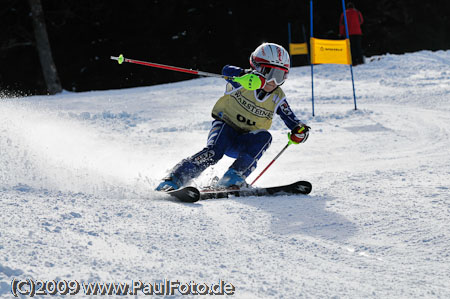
[155, 174, 182, 191]
[216, 168, 248, 189]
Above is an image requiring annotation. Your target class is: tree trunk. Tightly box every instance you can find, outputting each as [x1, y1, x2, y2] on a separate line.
[28, 0, 62, 94]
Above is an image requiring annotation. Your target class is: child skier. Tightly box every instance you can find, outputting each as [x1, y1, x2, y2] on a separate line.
[156, 42, 310, 191]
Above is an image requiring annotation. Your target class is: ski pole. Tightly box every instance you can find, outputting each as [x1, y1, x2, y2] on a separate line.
[111, 54, 227, 79]
[250, 142, 291, 186]
[110, 54, 263, 90]
[250, 127, 305, 186]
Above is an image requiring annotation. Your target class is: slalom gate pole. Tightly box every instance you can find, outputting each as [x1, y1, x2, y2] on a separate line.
[310, 0, 315, 117]
[341, 0, 358, 110]
[111, 54, 227, 79]
[250, 142, 291, 186]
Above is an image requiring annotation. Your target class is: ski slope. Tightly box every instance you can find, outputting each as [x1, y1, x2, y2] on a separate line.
[1, 50, 450, 298]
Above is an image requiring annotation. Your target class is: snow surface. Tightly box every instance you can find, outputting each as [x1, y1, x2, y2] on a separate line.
[1, 50, 450, 298]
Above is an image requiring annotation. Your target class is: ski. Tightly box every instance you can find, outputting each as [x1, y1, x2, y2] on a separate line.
[162, 181, 311, 202]
[200, 180, 312, 200]
[166, 186, 200, 203]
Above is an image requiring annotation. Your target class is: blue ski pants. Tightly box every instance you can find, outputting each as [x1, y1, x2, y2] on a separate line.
[170, 120, 272, 185]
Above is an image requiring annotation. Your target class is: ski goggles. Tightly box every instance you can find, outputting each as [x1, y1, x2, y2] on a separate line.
[260, 65, 289, 85]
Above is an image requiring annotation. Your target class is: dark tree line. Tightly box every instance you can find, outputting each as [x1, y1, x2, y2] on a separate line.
[0, 0, 449, 95]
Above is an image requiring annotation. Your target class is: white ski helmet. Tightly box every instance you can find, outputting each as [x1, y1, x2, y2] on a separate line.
[249, 42, 290, 85]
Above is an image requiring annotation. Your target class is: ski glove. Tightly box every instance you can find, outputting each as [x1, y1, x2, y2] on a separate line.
[288, 124, 310, 144]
